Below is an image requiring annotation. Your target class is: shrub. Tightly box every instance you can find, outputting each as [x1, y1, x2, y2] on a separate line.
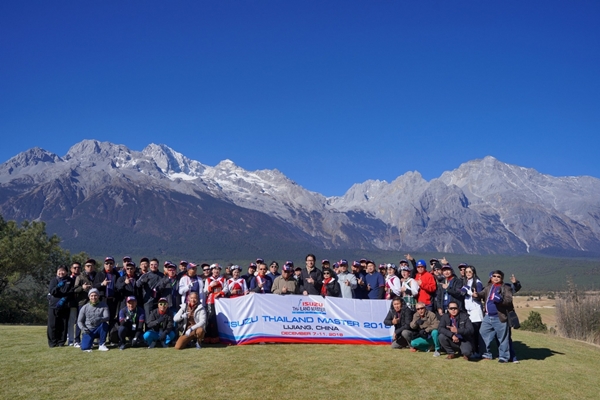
[520, 311, 548, 333]
[555, 278, 600, 345]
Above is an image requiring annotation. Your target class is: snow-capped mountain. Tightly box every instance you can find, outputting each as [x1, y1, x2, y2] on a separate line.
[1, 139, 599, 256]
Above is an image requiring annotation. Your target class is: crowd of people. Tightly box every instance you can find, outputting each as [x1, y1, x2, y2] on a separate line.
[46, 253, 521, 362]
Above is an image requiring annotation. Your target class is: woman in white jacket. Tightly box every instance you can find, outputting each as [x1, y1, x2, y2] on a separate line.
[399, 265, 420, 310]
[173, 292, 207, 350]
[462, 265, 484, 356]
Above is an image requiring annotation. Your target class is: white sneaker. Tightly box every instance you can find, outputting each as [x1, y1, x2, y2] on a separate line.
[433, 351, 441, 357]
[83, 349, 92, 353]
[74, 343, 81, 348]
[98, 344, 109, 352]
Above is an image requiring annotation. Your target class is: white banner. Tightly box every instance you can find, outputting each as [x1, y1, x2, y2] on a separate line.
[215, 294, 393, 345]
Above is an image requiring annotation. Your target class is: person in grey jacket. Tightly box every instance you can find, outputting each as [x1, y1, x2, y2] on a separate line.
[77, 288, 110, 352]
[336, 260, 357, 299]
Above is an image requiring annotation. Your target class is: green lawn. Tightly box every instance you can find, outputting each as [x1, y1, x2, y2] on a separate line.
[0, 325, 598, 399]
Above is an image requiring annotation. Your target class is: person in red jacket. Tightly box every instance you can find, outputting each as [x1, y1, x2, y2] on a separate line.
[414, 259, 437, 311]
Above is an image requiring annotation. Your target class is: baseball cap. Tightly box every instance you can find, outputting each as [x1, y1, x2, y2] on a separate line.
[126, 296, 136, 302]
[416, 259, 427, 267]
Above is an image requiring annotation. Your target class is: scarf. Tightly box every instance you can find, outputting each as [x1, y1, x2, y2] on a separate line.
[321, 277, 333, 296]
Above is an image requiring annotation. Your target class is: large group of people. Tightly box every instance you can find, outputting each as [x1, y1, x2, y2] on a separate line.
[46, 253, 522, 362]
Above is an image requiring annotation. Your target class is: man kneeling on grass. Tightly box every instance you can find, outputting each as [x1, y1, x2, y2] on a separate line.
[409, 302, 441, 357]
[438, 301, 474, 360]
[173, 292, 207, 350]
[144, 297, 176, 348]
[77, 288, 110, 352]
[384, 298, 414, 349]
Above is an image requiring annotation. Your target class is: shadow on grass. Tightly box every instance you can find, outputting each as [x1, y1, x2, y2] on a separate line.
[513, 340, 564, 360]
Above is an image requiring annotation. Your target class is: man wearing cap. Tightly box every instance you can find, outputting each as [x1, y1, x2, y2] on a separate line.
[225, 265, 249, 298]
[438, 301, 474, 359]
[174, 292, 207, 349]
[93, 257, 120, 335]
[144, 297, 176, 348]
[271, 262, 300, 295]
[352, 261, 368, 299]
[77, 288, 110, 352]
[409, 302, 441, 356]
[337, 260, 357, 299]
[364, 261, 385, 300]
[436, 262, 465, 315]
[139, 257, 150, 275]
[47, 265, 74, 347]
[249, 262, 274, 294]
[178, 260, 188, 275]
[474, 270, 514, 362]
[116, 296, 145, 350]
[300, 253, 323, 296]
[384, 298, 415, 349]
[159, 262, 180, 311]
[242, 263, 257, 288]
[116, 261, 141, 311]
[136, 258, 164, 319]
[179, 262, 205, 306]
[414, 259, 437, 311]
[266, 260, 281, 279]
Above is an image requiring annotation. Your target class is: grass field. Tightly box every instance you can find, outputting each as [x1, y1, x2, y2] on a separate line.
[1, 325, 599, 400]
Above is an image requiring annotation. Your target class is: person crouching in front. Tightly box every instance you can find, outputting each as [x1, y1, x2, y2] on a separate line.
[144, 297, 176, 348]
[174, 292, 206, 350]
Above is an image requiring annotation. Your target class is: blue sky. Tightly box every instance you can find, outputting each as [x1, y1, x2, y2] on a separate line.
[1, 1, 598, 196]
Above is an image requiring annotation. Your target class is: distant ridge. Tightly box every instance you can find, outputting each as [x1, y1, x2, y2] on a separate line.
[1, 139, 599, 256]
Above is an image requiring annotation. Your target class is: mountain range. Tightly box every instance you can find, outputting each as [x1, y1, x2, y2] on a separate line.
[1, 139, 599, 258]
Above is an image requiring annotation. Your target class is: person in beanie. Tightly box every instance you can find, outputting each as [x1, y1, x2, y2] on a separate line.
[474, 270, 514, 363]
[47, 265, 74, 347]
[384, 298, 415, 349]
[116, 296, 145, 350]
[144, 298, 176, 348]
[77, 288, 110, 352]
[173, 292, 206, 350]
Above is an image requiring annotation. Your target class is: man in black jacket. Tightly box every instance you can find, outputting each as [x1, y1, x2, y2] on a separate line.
[136, 258, 164, 319]
[301, 254, 323, 295]
[47, 265, 74, 347]
[93, 256, 120, 334]
[384, 298, 414, 349]
[438, 301, 474, 359]
[144, 297, 176, 348]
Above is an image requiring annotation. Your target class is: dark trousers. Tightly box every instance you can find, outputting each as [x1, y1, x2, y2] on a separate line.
[470, 321, 481, 354]
[105, 297, 119, 335]
[206, 303, 219, 339]
[47, 307, 70, 347]
[117, 325, 143, 346]
[439, 333, 473, 357]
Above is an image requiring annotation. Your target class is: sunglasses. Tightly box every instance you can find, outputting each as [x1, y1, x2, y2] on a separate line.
[126, 267, 135, 270]
[158, 302, 168, 305]
[416, 307, 425, 310]
[492, 275, 502, 278]
[105, 262, 114, 265]
[323, 272, 331, 275]
[448, 307, 458, 310]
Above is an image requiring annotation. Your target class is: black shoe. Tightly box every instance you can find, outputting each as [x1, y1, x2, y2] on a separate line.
[119, 344, 126, 351]
[148, 341, 157, 349]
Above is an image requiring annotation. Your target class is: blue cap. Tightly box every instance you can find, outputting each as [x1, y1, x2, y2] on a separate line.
[416, 259, 427, 267]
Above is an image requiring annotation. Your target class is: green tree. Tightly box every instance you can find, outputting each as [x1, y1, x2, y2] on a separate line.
[0, 215, 87, 323]
[520, 311, 548, 333]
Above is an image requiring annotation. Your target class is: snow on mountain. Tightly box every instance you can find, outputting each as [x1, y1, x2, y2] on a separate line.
[2, 140, 600, 255]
